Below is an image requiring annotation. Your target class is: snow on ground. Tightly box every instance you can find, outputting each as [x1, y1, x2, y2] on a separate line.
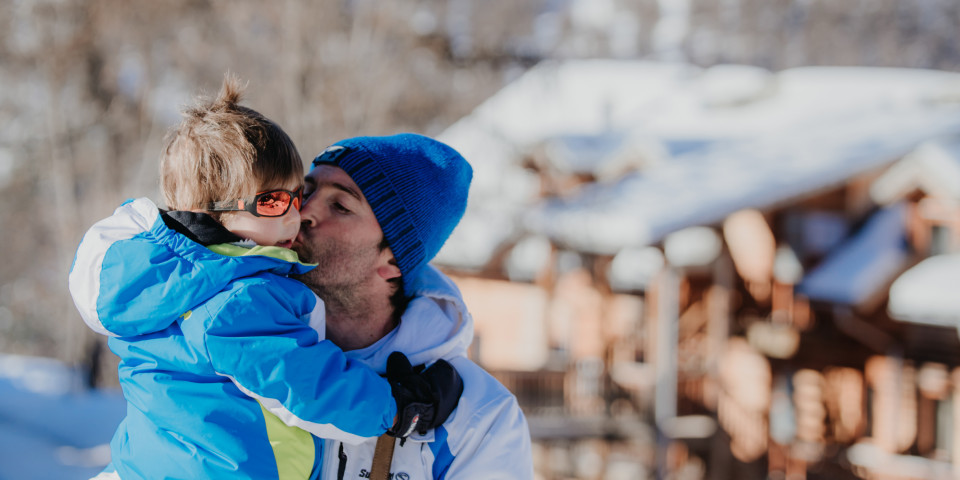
[0, 354, 125, 480]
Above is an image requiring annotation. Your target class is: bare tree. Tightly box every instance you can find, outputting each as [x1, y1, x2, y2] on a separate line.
[0, 0, 536, 387]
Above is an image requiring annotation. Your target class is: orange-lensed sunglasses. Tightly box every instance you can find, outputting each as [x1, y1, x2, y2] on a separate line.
[206, 188, 303, 217]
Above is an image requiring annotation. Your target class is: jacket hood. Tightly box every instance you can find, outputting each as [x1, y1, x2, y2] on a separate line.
[344, 265, 474, 373]
[69, 197, 314, 337]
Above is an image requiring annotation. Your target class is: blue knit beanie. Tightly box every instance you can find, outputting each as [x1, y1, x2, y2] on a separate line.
[311, 133, 472, 295]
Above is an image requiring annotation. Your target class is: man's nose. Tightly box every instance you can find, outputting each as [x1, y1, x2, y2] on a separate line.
[298, 200, 329, 229]
[299, 206, 316, 228]
[298, 193, 319, 228]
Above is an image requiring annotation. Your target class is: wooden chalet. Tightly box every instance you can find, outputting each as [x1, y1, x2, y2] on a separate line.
[433, 60, 960, 479]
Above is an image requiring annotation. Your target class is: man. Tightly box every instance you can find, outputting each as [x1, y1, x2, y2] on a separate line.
[293, 133, 534, 479]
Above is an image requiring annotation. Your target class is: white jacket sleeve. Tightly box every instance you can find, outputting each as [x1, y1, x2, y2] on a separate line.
[438, 358, 534, 479]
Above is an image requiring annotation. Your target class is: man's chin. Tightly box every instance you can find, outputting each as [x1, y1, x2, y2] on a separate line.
[291, 244, 311, 262]
[289, 246, 316, 280]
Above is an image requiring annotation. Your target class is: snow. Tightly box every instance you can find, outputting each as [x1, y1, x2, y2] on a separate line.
[0, 354, 125, 480]
[525, 89, 960, 254]
[541, 133, 630, 175]
[608, 246, 665, 292]
[505, 235, 552, 282]
[652, 0, 691, 61]
[570, 0, 617, 31]
[697, 64, 772, 108]
[772, 246, 803, 285]
[797, 204, 910, 306]
[663, 226, 722, 268]
[888, 253, 960, 329]
[436, 60, 960, 267]
[871, 135, 960, 204]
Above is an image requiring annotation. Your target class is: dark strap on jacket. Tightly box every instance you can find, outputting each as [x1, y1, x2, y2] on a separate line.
[161, 210, 243, 246]
[369, 434, 396, 480]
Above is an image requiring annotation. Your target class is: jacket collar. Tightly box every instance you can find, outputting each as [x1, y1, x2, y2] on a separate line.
[343, 266, 473, 374]
[161, 210, 243, 246]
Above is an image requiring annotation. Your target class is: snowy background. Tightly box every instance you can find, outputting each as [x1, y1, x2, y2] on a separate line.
[0, 355, 124, 480]
[3, 1, 960, 479]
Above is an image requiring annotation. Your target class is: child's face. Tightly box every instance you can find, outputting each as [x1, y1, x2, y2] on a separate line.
[220, 180, 303, 248]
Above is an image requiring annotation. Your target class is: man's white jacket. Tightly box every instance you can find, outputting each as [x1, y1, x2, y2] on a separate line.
[318, 266, 534, 480]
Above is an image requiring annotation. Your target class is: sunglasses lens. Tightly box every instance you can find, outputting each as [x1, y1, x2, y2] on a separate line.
[256, 191, 292, 217]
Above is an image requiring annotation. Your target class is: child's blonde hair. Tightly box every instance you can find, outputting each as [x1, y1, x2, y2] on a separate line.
[160, 74, 302, 213]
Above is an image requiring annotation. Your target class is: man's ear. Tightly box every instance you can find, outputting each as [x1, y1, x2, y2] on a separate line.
[377, 248, 402, 280]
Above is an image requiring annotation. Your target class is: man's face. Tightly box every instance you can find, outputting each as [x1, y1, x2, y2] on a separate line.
[293, 165, 392, 291]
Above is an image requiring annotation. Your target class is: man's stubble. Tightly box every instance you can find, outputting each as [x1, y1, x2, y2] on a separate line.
[292, 229, 382, 309]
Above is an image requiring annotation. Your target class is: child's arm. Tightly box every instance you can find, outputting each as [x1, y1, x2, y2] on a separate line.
[182, 278, 396, 444]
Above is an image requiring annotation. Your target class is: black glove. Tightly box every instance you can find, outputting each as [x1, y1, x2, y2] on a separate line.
[385, 351, 464, 439]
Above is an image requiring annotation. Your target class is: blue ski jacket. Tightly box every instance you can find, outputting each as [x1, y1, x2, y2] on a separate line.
[68, 198, 396, 480]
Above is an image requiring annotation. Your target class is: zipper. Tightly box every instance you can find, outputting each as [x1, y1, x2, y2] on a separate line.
[337, 443, 347, 480]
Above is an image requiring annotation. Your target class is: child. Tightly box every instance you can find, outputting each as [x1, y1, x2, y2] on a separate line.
[68, 75, 460, 480]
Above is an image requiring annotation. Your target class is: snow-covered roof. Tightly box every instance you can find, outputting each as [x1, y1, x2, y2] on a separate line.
[888, 254, 960, 329]
[871, 135, 960, 204]
[797, 204, 910, 306]
[435, 60, 960, 269]
[535, 132, 664, 178]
